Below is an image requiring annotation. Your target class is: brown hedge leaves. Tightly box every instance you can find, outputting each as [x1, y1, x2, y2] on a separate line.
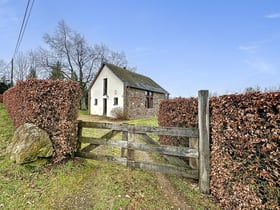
[158, 92, 280, 209]
[158, 97, 198, 146]
[3, 79, 81, 163]
[211, 92, 279, 209]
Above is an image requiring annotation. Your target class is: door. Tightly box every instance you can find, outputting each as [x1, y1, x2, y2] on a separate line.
[103, 98, 107, 116]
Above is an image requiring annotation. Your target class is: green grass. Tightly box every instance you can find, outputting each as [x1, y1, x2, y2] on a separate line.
[168, 175, 219, 210]
[0, 103, 15, 155]
[127, 117, 158, 126]
[0, 106, 218, 209]
[79, 109, 89, 116]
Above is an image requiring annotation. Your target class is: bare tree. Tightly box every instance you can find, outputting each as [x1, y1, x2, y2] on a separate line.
[0, 59, 6, 70]
[27, 48, 57, 79]
[43, 20, 100, 109]
[0, 59, 8, 82]
[12, 50, 47, 82]
[27, 67, 37, 79]
[95, 44, 128, 67]
[13, 52, 30, 81]
[43, 20, 130, 109]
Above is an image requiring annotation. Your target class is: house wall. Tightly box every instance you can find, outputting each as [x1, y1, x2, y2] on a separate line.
[126, 87, 167, 119]
[89, 66, 124, 117]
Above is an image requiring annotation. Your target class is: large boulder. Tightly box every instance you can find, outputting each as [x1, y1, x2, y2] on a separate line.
[6, 123, 53, 164]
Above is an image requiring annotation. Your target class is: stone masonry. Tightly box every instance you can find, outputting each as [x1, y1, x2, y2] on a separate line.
[125, 87, 167, 119]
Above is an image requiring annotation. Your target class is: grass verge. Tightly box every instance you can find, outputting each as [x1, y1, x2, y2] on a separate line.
[0, 106, 218, 209]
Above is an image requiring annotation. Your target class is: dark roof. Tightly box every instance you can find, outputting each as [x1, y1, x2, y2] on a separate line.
[95, 63, 169, 94]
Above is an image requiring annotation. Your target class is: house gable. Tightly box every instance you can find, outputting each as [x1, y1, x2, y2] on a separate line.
[89, 65, 124, 116]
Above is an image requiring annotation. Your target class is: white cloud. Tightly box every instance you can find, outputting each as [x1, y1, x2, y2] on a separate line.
[265, 13, 280, 19]
[238, 39, 270, 54]
[245, 59, 275, 74]
[239, 40, 278, 75]
[238, 45, 257, 54]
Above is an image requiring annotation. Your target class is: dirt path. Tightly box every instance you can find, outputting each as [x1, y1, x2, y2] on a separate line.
[77, 115, 194, 209]
[136, 151, 193, 210]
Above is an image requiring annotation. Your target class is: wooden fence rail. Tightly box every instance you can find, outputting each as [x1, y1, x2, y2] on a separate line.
[77, 122, 199, 179]
[79, 121, 198, 137]
[76, 90, 210, 194]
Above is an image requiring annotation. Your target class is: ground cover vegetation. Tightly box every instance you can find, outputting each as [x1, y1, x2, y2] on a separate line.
[0, 103, 218, 209]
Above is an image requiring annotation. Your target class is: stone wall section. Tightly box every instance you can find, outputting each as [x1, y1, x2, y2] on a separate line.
[126, 87, 166, 119]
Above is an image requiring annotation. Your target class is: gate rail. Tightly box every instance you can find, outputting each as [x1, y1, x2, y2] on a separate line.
[76, 90, 209, 194]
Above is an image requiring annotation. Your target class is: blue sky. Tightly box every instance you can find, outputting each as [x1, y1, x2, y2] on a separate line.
[0, 0, 280, 97]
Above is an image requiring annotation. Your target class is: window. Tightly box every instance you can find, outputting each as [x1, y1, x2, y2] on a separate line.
[103, 78, 108, 95]
[114, 97, 118, 105]
[94, 98, 98, 105]
[145, 91, 153, 108]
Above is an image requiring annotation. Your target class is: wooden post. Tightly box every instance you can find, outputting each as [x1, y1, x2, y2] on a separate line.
[127, 124, 135, 167]
[198, 90, 210, 194]
[189, 137, 198, 169]
[77, 121, 82, 150]
[121, 124, 128, 157]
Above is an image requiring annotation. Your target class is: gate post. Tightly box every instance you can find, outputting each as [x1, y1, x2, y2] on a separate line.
[189, 137, 198, 169]
[127, 124, 135, 168]
[127, 125, 135, 161]
[77, 120, 82, 150]
[198, 90, 210, 194]
[121, 123, 128, 157]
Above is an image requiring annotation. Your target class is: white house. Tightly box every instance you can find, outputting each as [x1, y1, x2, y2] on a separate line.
[88, 63, 169, 119]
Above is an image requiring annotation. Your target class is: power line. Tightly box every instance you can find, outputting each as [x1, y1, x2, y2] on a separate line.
[0, 0, 33, 83]
[9, 0, 35, 86]
[12, 0, 35, 60]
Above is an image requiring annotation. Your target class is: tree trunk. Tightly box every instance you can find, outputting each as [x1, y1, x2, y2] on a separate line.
[80, 94, 87, 110]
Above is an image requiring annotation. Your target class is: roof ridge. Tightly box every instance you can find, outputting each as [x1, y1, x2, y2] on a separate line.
[104, 62, 169, 94]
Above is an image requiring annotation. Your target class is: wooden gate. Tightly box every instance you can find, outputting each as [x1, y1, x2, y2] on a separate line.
[76, 90, 209, 193]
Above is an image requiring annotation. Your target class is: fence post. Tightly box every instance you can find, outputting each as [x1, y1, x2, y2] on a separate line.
[198, 90, 210, 194]
[77, 121, 82, 150]
[127, 124, 135, 168]
[127, 125, 135, 161]
[189, 137, 198, 169]
[121, 124, 128, 157]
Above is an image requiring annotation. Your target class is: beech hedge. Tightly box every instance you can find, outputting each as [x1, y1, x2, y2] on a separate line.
[158, 92, 280, 209]
[3, 79, 81, 163]
[0, 94, 3, 103]
[158, 97, 198, 146]
[210, 92, 279, 209]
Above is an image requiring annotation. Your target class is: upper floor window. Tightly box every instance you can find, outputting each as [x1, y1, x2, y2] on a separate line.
[94, 98, 98, 105]
[114, 97, 118, 105]
[103, 78, 108, 96]
[145, 91, 153, 108]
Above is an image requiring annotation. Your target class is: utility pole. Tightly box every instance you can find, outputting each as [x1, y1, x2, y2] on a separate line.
[11, 59, 14, 86]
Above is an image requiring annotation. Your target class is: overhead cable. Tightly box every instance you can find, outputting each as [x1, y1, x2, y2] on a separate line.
[12, 0, 35, 60]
